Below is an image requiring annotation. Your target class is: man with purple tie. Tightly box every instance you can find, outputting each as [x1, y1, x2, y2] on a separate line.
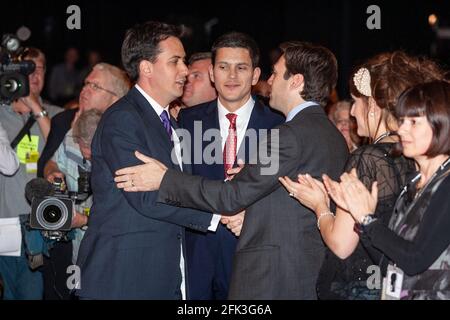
[76, 21, 220, 299]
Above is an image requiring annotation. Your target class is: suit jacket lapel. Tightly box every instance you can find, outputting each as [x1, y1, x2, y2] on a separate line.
[128, 87, 176, 168]
[203, 100, 224, 178]
[204, 100, 221, 132]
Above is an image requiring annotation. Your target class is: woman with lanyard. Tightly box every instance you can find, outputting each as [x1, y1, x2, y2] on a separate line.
[336, 80, 450, 299]
[279, 52, 444, 299]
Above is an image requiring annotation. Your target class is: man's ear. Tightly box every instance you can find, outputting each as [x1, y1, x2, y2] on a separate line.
[209, 64, 215, 83]
[251, 67, 262, 86]
[290, 73, 304, 92]
[139, 60, 153, 78]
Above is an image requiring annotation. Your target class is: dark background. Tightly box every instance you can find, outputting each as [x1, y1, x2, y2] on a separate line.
[2, 0, 450, 98]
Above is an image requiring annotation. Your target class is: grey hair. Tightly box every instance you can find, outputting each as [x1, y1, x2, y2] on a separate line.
[73, 109, 103, 147]
[330, 100, 352, 123]
[93, 62, 131, 98]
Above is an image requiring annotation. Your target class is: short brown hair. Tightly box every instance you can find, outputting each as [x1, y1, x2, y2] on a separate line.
[211, 32, 260, 68]
[396, 80, 450, 157]
[188, 52, 212, 66]
[24, 47, 46, 66]
[121, 21, 183, 81]
[279, 41, 337, 107]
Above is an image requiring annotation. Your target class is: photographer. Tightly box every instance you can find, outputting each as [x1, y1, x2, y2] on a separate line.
[70, 109, 103, 230]
[41, 63, 129, 299]
[0, 47, 61, 300]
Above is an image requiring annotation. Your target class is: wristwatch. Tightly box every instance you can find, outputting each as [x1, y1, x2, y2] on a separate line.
[355, 214, 377, 234]
[360, 214, 377, 226]
[33, 109, 48, 119]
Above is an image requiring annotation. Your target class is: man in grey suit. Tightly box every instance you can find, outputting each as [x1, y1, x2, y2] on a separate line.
[115, 42, 349, 299]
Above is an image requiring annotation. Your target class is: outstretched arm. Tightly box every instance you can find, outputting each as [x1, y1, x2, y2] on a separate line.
[103, 109, 213, 231]
[116, 126, 301, 215]
[362, 180, 450, 275]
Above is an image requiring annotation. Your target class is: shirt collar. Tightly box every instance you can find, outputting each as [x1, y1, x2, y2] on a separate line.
[217, 96, 255, 120]
[285, 101, 318, 122]
[135, 84, 169, 116]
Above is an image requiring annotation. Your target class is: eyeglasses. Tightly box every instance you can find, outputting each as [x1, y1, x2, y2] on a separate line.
[83, 81, 117, 96]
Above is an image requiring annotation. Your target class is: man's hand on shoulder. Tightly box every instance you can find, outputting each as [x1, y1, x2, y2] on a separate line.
[115, 151, 168, 192]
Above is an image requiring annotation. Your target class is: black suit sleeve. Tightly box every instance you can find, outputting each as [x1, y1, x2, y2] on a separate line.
[100, 108, 213, 231]
[362, 177, 450, 275]
[157, 125, 300, 214]
[37, 108, 77, 177]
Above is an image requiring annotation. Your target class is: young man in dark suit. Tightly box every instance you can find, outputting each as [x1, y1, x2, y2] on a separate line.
[178, 32, 284, 300]
[115, 42, 349, 299]
[76, 21, 220, 300]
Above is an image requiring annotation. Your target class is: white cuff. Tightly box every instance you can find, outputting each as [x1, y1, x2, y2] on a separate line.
[208, 214, 221, 232]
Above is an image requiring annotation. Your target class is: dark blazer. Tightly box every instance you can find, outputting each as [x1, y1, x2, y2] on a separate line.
[76, 87, 213, 299]
[157, 105, 349, 299]
[177, 98, 284, 299]
[37, 108, 78, 177]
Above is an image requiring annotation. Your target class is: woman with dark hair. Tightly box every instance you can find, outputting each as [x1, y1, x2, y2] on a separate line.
[280, 52, 444, 299]
[337, 80, 450, 299]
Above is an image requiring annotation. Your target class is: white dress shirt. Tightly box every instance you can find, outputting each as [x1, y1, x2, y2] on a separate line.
[217, 96, 255, 153]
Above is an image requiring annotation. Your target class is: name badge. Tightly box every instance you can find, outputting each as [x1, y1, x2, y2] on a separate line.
[382, 264, 404, 300]
[16, 134, 40, 173]
[26, 150, 40, 174]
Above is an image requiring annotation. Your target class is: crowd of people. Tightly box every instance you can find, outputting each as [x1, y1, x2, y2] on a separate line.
[1, 20, 450, 300]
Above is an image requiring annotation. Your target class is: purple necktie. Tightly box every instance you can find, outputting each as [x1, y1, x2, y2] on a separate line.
[160, 110, 172, 139]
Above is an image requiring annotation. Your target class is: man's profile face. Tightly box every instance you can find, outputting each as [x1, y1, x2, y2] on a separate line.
[267, 55, 289, 112]
[149, 36, 188, 106]
[182, 58, 216, 107]
[210, 47, 260, 109]
[79, 69, 115, 112]
[28, 56, 46, 97]
[78, 141, 92, 160]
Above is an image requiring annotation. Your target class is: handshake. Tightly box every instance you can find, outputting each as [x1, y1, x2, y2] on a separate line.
[220, 161, 245, 237]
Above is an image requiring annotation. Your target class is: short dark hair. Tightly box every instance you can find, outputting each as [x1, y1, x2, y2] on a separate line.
[24, 47, 46, 66]
[279, 41, 338, 107]
[121, 21, 183, 81]
[211, 32, 260, 68]
[396, 80, 450, 157]
[188, 52, 212, 66]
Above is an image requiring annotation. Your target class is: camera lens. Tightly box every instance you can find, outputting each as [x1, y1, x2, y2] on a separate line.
[42, 205, 62, 224]
[35, 198, 69, 230]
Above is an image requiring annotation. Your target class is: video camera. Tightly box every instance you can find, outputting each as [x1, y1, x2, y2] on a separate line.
[26, 170, 91, 240]
[0, 33, 35, 104]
